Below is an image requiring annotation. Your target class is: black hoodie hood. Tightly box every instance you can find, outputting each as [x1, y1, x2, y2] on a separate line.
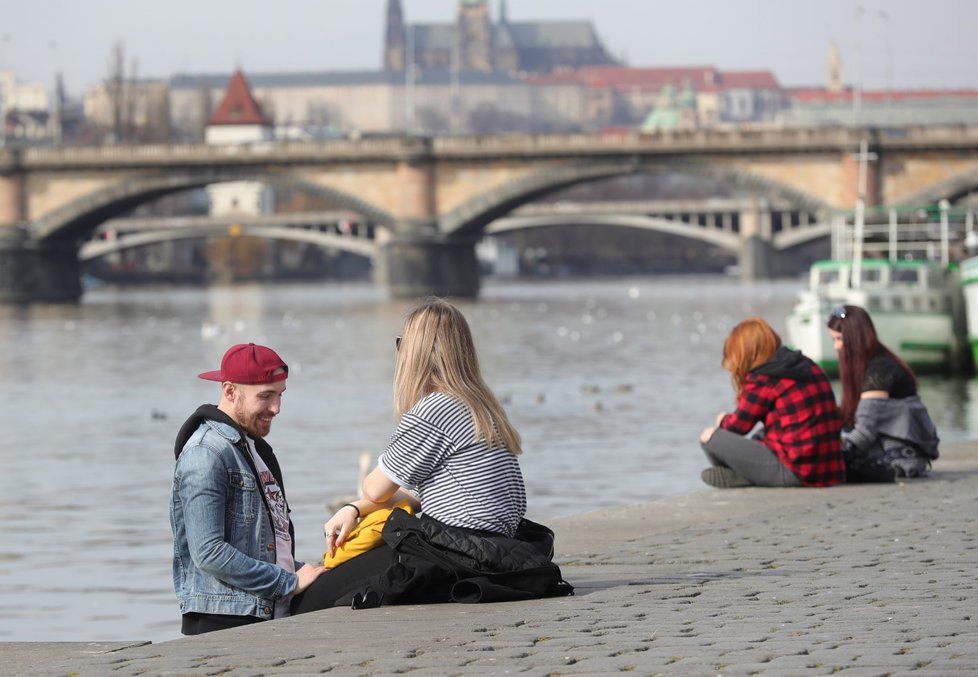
[173, 404, 244, 460]
[750, 345, 815, 381]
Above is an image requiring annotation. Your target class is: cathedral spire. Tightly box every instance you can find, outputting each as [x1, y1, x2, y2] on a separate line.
[384, 0, 406, 70]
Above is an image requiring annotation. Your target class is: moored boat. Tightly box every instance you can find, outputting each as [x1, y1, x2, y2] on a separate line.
[786, 202, 966, 375]
[958, 224, 978, 366]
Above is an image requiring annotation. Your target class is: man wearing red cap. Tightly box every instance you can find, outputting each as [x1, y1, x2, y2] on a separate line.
[170, 343, 325, 635]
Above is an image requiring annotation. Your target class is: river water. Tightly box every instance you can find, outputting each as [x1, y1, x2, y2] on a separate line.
[2, 277, 975, 642]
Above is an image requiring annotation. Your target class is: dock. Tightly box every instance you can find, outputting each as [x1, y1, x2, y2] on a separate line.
[11, 441, 978, 675]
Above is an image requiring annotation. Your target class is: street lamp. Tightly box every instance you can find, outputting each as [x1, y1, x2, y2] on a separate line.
[852, 6, 866, 127]
[879, 10, 892, 121]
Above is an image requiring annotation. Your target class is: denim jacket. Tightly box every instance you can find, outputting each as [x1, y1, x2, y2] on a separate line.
[170, 405, 299, 619]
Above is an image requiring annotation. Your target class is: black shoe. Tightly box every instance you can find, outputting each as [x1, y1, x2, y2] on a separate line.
[701, 467, 751, 488]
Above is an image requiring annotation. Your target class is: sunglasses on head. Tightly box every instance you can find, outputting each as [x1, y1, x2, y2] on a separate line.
[831, 306, 847, 319]
[395, 336, 402, 351]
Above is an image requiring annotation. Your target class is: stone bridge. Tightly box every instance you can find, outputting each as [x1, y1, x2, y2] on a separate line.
[2, 125, 978, 301]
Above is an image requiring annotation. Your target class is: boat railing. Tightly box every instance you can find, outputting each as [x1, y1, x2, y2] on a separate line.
[831, 201, 973, 268]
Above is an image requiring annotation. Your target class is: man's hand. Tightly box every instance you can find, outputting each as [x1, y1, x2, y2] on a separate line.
[294, 563, 326, 594]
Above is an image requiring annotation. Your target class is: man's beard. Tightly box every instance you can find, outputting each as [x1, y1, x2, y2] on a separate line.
[235, 404, 272, 438]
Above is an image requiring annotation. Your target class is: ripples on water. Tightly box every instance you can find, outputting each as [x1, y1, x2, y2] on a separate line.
[1, 277, 974, 642]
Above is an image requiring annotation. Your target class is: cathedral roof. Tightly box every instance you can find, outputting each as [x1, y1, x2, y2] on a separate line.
[506, 21, 603, 50]
[207, 69, 272, 126]
[408, 20, 605, 51]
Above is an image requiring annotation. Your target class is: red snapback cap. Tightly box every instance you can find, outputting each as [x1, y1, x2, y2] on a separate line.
[198, 343, 289, 385]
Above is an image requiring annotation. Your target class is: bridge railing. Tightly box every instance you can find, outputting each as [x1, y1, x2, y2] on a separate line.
[5, 124, 978, 168]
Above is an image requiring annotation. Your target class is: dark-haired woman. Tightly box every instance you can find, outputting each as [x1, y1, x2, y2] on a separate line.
[827, 305, 939, 480]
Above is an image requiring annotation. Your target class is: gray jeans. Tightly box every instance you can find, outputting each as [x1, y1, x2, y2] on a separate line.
[701, 428, 803, 488]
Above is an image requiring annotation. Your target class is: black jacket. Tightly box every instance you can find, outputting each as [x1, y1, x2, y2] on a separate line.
[338, 508, 573, 608]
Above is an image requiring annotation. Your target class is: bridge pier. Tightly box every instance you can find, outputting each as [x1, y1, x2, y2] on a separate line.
[0, 232, 83, 303]
[1, 163, 82, 303]
[738, 235, 777, 281]
[377, 235, 480, 299]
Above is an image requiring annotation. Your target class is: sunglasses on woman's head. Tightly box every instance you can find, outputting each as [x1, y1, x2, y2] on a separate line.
[395, 336, 401, 351]
[831, 306, 847, 319]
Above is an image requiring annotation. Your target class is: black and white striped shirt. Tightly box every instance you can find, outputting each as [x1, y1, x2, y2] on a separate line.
[378, 392, 526, 536]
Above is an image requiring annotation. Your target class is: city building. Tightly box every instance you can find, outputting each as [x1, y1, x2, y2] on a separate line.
[1, 70, 51, 145]
[529, 66, 785, 130]
[383, 0, 618, 75]
[204, 70, 275, 217]
[82, 77, 170, 142]
[168, 68, 588, 139]
[780, 87, 978, 127]
[0, 70, 48, 112]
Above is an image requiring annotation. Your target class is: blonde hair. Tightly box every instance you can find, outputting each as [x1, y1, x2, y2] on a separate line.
[721, 317, 781, 401]
[394, 298, 522, 454]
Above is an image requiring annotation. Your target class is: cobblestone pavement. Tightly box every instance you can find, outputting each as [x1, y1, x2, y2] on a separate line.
[16, 443, 978, 676]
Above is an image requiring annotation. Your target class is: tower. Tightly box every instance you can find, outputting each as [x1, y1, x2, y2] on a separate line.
[827, 43, 843, 93]
[456, 0, 493, 72]
[384, 0, 406, 70]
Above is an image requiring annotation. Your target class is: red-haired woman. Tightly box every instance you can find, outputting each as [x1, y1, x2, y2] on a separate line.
[699, 317, 846, 488]
[827, 305, 939, 480]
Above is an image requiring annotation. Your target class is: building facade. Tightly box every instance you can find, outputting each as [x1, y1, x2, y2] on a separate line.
[168, 69, 589, 139]
[204, 70, 275, 217]
[382, 0, 618, 75]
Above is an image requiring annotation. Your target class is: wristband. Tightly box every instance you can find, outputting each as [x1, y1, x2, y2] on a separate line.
[342, 503, 361, 519]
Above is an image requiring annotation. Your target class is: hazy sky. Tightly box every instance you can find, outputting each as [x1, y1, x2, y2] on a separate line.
[2, 0, 976, 95]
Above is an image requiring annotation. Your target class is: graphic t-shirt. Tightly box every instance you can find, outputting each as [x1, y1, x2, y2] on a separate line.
[246, 437, 295, 619]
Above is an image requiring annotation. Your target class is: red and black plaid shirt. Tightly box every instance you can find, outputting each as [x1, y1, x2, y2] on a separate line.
[720, 364, 845, 487]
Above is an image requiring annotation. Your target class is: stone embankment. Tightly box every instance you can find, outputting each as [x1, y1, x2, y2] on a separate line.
[11, 442, 978, 675]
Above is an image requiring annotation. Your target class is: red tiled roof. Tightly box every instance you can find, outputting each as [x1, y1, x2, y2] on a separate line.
[719, 70, 780, 89]
[788, 87, 978, 103]
[529, 66, 719, 90]
[207, 69, 272, 126]
[529, 66, 780, 92]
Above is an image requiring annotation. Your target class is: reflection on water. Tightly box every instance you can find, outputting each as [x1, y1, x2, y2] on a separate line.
[2, 277, 975, 642]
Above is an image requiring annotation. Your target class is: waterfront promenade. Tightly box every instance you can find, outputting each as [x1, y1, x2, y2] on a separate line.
[10, 441, 978, 675]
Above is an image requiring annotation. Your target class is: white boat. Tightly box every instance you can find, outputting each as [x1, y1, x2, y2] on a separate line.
[786, 202, 966, 375]
[961, 257, 978, 366]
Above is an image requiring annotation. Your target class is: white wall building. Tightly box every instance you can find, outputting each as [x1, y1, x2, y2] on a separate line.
[204, 70, 275, 217]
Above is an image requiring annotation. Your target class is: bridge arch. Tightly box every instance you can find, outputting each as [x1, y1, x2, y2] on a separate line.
[901, 163, 978, 206]
[32, 170, 397, 244]
[440, 161, 833, 238]
[80, 224, 379, 262]
[486, 214, 741, 251]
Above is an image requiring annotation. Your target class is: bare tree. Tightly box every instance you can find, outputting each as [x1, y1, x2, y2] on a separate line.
[196, 79, 212, 142]
[107, 41, 126, 142]
[125, 56, 138, 141]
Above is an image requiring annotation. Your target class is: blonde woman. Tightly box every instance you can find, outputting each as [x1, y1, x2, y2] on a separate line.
[292, 298, 569, 613]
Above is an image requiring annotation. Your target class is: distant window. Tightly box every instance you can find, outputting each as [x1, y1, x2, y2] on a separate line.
[861, 268, 882, 284]
[892, 268, 920, 284]
[818, 270, 840, 285]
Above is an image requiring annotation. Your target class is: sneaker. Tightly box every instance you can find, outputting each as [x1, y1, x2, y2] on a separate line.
[701, 466, 752, 488]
